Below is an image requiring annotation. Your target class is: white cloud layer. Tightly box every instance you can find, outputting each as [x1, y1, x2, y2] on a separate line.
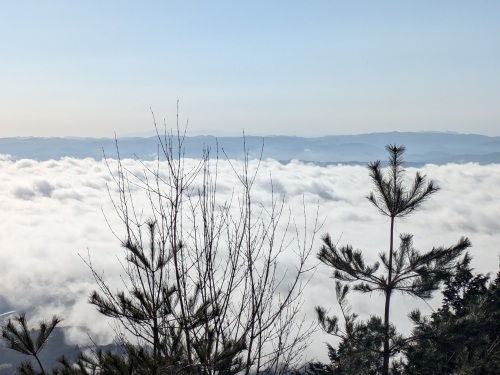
[0, 155, 499, 362]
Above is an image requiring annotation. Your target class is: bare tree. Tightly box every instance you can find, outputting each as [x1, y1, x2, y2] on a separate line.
[86, 109, 320, 375]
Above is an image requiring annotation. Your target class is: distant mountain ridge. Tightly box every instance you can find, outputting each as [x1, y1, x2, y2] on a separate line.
[1, 132, 499, 165]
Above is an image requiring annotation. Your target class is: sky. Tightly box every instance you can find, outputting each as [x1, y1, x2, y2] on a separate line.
[0, 154, 499, 360]
[1, 1, 500, 137]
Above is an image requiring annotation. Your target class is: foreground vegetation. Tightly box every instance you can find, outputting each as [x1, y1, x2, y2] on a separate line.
[2, 131, 499, 375]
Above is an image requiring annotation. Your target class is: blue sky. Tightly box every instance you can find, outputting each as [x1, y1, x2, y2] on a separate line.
[1, 1, 499, 137]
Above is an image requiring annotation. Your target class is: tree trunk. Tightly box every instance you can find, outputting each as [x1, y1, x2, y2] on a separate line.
[34, 355, 46, 375]
[383, 216, 395, 375]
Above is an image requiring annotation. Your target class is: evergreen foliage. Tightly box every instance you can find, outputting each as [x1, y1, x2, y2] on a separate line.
[1, 313, 63, 375]
[404, 255, 500, 374]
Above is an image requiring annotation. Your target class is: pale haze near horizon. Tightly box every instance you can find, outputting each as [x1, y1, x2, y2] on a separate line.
[1, 1, 500, 138]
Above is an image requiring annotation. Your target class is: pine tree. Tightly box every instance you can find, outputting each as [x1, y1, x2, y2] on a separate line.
[405, 256, 500, 374]
[1, 313, 62, 375]
[316, 145, 471, 375]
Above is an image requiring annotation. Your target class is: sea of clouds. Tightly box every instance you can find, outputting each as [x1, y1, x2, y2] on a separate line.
[0, 153, 499, 361]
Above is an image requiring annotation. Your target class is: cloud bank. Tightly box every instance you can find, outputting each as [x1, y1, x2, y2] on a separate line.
[0, 155, 499, 361]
